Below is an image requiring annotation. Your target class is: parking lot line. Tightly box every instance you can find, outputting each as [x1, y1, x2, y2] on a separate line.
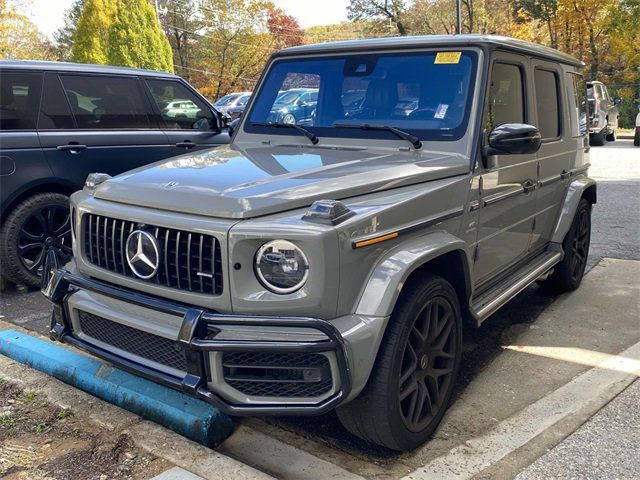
[401, 340, 640, 480]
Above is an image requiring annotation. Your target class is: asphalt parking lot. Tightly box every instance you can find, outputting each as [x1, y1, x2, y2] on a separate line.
[1, 139, 639, 479]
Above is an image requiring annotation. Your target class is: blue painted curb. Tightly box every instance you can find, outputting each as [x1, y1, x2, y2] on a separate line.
[0, 329, 233, 446]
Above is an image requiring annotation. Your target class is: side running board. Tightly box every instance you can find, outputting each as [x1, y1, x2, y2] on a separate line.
[471, 251, 562, 324]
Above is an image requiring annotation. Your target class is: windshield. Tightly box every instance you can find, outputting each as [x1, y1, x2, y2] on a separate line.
[245, 50, 477, 141]
[215, 94, 240, 107]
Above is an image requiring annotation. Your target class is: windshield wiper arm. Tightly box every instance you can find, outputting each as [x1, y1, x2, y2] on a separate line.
[252, 121, 319, 145]
[333, 123, 422, 149]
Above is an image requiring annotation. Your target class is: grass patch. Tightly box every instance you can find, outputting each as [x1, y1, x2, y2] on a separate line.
[17, 390, 38, 403]
[32, 422, 51, 434]
[0, 413, 16, 429]
[56, 408, 73, 420]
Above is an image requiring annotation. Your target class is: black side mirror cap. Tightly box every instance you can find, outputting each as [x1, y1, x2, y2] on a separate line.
[484, 123, 542, 159]
[614, 96, 622, 105]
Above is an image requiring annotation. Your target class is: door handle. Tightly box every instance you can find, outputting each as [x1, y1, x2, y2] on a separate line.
[56, 144, 87, 152]
[175, 141, 195, 149]
[522, 180, 536, 194]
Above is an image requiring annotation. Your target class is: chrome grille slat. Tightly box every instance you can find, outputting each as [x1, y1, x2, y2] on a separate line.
[95, 216, 101, 265]
[81, 214, 223, 295]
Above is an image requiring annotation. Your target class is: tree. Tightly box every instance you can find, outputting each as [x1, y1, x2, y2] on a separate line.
[159, 0, 203, 81]
[347, 0, 409, 35]
[516, 0, 559, 47]
[268, 7, 304, 48]
[0, 0, 55, 59]
[72, 0, 172, 71]
[71, 0, 115, 64]
[190, 0, 275, 99]
[53, 0, 85, 61]
[107, 0, 173, 71]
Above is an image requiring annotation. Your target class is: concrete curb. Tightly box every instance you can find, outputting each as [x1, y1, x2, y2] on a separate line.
[0, 323, 273, 480]
[0, 329, 233, 447]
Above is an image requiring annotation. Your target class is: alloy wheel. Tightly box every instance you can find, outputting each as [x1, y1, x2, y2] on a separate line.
[570, 206, 590, 283]
[398, 297, 457, 433]
[18, 205, 72, 276]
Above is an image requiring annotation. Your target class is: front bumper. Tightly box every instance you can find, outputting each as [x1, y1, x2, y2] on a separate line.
[43, 268, 354, 416]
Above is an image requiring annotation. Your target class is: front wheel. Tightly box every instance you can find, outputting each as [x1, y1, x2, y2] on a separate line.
[337, 274, 462, 451]
[540, 198, 591, 294]
[0, 193, 72, 288]
[590, 130, 605, 146]
[606, 128, 616, 142]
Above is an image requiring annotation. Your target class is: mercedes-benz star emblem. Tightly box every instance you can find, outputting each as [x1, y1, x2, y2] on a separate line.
[126, 230, 160, 279]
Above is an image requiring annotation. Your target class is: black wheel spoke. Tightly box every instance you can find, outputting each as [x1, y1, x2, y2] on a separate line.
[399, 295, 457, 432]
[26, 250, 45, 272]
[400, 378, 418, 401]
[18, 242, 43, 255]
[20, 229, 44, 242]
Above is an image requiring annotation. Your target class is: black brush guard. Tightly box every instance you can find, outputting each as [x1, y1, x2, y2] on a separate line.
[43, 268, 352, 416]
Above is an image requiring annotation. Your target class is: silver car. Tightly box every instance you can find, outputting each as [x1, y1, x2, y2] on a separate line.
[587, 80, 621, 146]
[43, 35, 595, 451]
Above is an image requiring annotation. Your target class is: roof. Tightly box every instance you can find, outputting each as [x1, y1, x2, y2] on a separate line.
[277, 34, 584, 68]
[0, 60, 178, 78]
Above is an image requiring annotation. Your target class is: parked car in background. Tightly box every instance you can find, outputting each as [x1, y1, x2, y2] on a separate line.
[213, 92, 252, 119]
[635, 105, 640, 147]
[587, 80, 620, 146]
[0, 60, 229, 287]
[44, 35, 594, 452]
[162, 99, 202, 120]
[267, 88, 318, 125]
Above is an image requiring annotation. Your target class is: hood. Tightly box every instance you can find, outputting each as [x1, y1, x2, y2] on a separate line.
[94, 144, 470, 219]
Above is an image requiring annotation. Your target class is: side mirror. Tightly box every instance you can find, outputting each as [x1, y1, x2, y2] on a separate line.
[614, 96, 622, 106]
[228, 118, 240, 137]
[484, 123, 542, 159]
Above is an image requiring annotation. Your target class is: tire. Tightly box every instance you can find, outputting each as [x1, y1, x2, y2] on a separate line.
[540, 198, 591, 294]
[634, 130, 640, 147]
[606, 129, 616, 142]
[590, 130, 605, 146]
[337, 274, 462, 451]
[0, 193, 72, 288]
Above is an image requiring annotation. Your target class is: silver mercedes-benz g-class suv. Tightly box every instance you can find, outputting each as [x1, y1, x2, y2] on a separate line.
[43, 35, 595, 451]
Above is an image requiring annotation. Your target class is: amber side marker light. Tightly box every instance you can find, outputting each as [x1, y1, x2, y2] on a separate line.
[353, 232, 399, 249]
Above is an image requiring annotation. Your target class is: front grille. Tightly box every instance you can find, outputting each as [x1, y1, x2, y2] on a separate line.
[222, 352, 333, 398]
[82, 214, 223, 295]
[78, 310, 187, 371]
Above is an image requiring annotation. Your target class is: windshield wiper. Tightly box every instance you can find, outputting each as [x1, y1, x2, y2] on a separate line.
[333, 123, 422, 149]
[252, 121, 319, 145]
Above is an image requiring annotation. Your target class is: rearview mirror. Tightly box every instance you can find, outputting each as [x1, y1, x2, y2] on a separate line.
[614, 96, 622, 106]
[484, 123, 541, 159]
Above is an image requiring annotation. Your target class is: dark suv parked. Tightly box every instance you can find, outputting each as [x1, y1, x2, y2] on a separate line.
[0, 61, 229, 287]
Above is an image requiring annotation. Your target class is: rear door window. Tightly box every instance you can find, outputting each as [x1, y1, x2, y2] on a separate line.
[567, 72, 587, 137]
[145, 78, 214, 130]
[58, 74, 151, 129]
[534, 69, 561, 139]
[0, 71, 42, 130]
[38, 73, 75, 130]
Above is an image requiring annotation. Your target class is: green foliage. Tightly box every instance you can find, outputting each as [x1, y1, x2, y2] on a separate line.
[347, 0, 409, 35]
[72, 0, 173, 72]
[71, 0, 114, 64]
[107, 0, 173, 71]
[54, 0, 85, 61]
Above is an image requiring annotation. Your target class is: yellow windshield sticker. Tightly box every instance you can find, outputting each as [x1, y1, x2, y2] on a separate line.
[435, 52, 462, 64]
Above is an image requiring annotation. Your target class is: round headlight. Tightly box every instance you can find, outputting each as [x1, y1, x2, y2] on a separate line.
[255, 240, 309, 294]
